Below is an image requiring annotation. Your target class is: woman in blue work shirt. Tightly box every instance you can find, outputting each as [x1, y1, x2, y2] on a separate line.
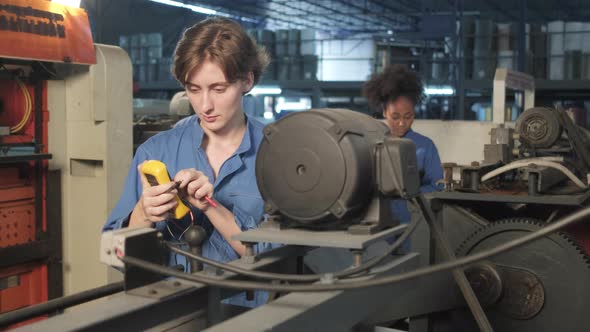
[103, 18, 276, 307]
[363, 64, 444, 227]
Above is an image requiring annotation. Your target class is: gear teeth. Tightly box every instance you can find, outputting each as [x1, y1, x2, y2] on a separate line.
[456, 218, 590, 270]
[455, 217, 544, 256]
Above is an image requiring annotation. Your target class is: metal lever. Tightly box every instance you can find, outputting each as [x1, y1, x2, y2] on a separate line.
[415, 195, 494, 332]
[183, 224, 207, 273]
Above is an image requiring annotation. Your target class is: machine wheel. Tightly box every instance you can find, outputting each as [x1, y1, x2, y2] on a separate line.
[439, 218, 590, 332]
[516, 107, 562, 148]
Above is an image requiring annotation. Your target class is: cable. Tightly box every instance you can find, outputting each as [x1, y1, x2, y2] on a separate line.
[9, 78, 32, 133]
[168, 210, 421, 282]
[481, 157, 587, 189]
[120, 204, 590, 292]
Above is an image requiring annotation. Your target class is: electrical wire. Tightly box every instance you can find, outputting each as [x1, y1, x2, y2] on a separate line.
[10, 78, 32, 133]
[167, 210, 421, 282]
[0, 63, 32, 134]
[120, 203, 590, 292]
[481, 157, 587, 189]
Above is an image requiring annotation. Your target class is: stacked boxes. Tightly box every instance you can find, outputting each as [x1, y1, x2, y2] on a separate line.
[120, 33, 167, 83]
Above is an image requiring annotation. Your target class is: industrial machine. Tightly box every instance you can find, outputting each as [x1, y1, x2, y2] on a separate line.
[0, 1, 132, 330]
[2, 103, 589, 332]
[427, 104, 590, 331]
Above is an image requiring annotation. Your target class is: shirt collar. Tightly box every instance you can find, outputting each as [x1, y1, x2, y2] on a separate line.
[192, 115, 253, 155]
[402, 128, 414, 138]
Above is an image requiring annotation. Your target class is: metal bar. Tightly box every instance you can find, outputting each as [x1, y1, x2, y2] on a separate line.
[429, 190, 590, 206]
[0, 282, 124, 329]
[0, 240, 51, 268]
[46, 169, 64, 300]
[518, 0, 527, 72]
[416, 195, 493, 332]
[197, 0, 330, 30]
[368, 0, 419, 27]
[12, 245, 307, 331]
[34, 79, 43, 240]
[338, 0, 408, 30]
[204, 254, 421, 332]
[300, 0, 378, 30]
[457, 0, 466, 120]
[0, 154, 52, 163]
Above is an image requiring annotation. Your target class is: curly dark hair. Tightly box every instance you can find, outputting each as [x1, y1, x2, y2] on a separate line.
[363, 64, 423, 110]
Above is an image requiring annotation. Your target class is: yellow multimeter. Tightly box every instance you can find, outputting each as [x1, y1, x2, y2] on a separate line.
[140, 160, 190, 219]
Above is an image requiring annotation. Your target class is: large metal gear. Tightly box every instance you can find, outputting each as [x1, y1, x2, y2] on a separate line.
[439, 218, 590, 332]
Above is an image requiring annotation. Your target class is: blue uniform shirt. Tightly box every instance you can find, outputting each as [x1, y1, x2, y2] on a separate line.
[103, 115, 276, 307]
[391, 129, 443, 225]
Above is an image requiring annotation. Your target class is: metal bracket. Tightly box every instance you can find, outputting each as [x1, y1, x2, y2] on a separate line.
[127, 279, 194, 300]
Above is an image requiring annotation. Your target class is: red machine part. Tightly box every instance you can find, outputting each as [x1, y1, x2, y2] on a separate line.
[0, 263, 48, 330]
[0, 168, 35, 248]
[0, 80, 49, 146]
[0, 80, 33, 143]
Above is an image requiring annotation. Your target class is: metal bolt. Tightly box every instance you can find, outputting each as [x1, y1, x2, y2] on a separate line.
[148, 289, 158, 295]
[351, 250, 363, 267]
[245, 244, 254, 257]
[264, 202, 273, 213]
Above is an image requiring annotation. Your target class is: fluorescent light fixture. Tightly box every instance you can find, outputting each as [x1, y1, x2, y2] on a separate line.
[52, 0, 81, 7]
[149, 0, 217, 15]
[276, 97, 311, 113]
[249, 86, 282, 96]
[424, 86, 455, 96]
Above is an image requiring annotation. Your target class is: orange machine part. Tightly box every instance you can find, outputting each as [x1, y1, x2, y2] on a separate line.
[0, 168, 36, 248]
[0, 0, 96, 64]
[0, 263, 48, 330]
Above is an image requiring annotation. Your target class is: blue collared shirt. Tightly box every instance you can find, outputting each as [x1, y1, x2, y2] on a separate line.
[103, 115, 276, 307]
[391, 129, 443, 224]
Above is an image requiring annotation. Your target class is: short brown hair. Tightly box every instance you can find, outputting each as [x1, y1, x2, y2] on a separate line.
[363, 64, 423, 110]
[172, 17, 269, 88]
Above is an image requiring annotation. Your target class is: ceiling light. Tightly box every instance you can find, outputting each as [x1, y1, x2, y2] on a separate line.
[424, 85, 455, 96]
[52, 0, 81, 7]
[249, 86, 282, 96]
[149, 0, 217, 15]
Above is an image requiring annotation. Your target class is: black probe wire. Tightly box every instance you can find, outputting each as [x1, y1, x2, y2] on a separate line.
[120, 202, 590, 292]
[167, 211, 421, 282]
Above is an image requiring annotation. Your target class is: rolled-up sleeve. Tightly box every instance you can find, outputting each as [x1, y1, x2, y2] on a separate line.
[233, 204, 280, 255]
[103, 146, 150, 231]
[420, 140, 444, 193]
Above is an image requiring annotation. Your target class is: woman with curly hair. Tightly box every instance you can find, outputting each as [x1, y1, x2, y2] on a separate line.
[364, 64, 443, 227]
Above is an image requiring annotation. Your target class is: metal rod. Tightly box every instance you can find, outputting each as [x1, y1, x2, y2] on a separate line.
[34, 78, 43, 239]
[528, 172, 539, 196]
[351, 250, 364, 267]
[0, 282, 124, 328]
[416, 195, 494, 332]
[189, 245, 203, 273]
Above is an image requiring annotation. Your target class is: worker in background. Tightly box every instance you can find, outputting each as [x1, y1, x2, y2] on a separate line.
[103, 17, 276, 307]
[364, 64, 444, 228]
